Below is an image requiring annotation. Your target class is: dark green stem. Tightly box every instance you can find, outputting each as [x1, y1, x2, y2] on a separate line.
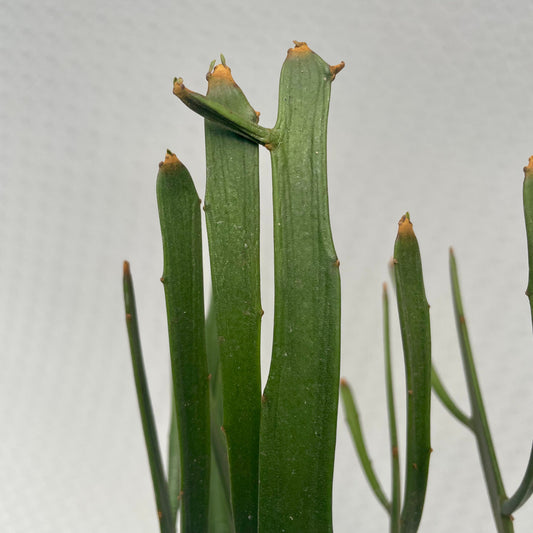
[258, 43, 343, 533]
[523, 157, 533, 329]
[123, 261, 174, 533]
[393, 214, 431, 533]
[431, 366, 471, 429]
[502, 443, 533, 515]
[340, 379, 391, 513]
[203, 61, 261, 533]
[157, 152, 210, 533]
[449, 248, 513, 533]
[383, 283, 401, 533]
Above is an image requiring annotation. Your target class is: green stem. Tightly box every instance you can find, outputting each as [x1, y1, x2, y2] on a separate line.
[449, 247, 513, 533]
[393, 214, 431, 533]
[205, 299, 233, 527]
[501, 443, 533, 515]
[431, 366, 471, 429]
[340, 379, 391, 513]
[157, 151, 210, 533]
[173, 78, 275, 147]
[383, 283, 401, 533]
[258, 42, 343, 533]
[123, 261, 174, 533]
[203, 60, 262, 533]
[523, 156, 533, 329]
[167, 387, 180, 527]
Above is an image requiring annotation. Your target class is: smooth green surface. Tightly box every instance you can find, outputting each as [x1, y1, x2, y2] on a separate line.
[167, 388, 180, 527]
[203, 61, 261, 533]
[383, 284, 401, 533]
[431, 366, 471, 429]
[449, 248, 513, 533]
[258, 43, 342, 533]
[340, 380, 390, 513]
[174, 78, 274, 146]
[393, 214, 431, 533]
[502, 443, 533, 515]
[205, 300, 233, 532]
[523, 158, 533, 329]
[123, 261, 174, 533]
[157, 153, 210, 533]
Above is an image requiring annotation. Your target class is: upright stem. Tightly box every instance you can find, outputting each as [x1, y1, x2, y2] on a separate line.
[157, 152, 210, 533]
[383, 283, 401, 532]
[449, 248, 513, 533]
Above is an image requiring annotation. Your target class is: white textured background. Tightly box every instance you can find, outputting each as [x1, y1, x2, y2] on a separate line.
[2, 1, 533, 531]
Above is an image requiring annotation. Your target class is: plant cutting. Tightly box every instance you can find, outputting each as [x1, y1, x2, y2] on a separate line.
[123, 41, 533, 532]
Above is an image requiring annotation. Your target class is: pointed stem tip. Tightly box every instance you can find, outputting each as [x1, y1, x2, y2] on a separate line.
[397, 212, 414, 236]
[524, 155, 533, 176]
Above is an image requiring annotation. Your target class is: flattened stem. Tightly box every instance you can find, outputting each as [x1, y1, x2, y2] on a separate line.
[393, 214, 431, 533]
[449, 248, 513, 533]
[258, 42, 343, 533]
[157, 152, 210, 533]
[123, 261, 174, 533]
[523, 157, 533, 329]
[203, 61, 261, 533]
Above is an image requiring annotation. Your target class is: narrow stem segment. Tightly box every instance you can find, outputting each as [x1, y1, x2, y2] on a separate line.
[340, 379, 391, 513]
[173, 78, 275, 147]
[502, 442, 533, 515]
[157, 151, 210, 533]
[258, 42, 343, 533]
[205, 300, 233, 529]
[449, 248, 513, 533]
[393, 214, 431, 533]
[383, 283, 402, 533]
[431, 366, 472, 429]
[123, 261, 174, 533]
[167, 387, 180, 527]
[203, 61, 262, 533]
[523, 156, 533, 329]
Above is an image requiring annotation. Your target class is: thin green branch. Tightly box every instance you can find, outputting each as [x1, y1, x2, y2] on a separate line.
[168, 388, 180, 527]
[173, 78, 275, 147]
[205, 299, 233, 525]
[449, 247, 513, 533]
[340, 379, 391, 513]
[383, 283, 401, 532]
[522, 156, 533, 329]
[502, 442, 533, 515]
[123, 261, 174, 533]
[431, 366, 472, 429]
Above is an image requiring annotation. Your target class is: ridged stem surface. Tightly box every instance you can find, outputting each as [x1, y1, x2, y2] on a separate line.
[157, 152, 210, 533]
[258, 42, 343, 533]
[393, 214, 431, 533]
[203, 60, 262, 533]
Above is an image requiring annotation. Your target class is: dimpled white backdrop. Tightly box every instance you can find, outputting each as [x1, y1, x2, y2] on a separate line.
[2, 0, 533, 531]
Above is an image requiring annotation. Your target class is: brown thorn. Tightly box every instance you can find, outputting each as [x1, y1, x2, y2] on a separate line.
[330, 61, 345, 80]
